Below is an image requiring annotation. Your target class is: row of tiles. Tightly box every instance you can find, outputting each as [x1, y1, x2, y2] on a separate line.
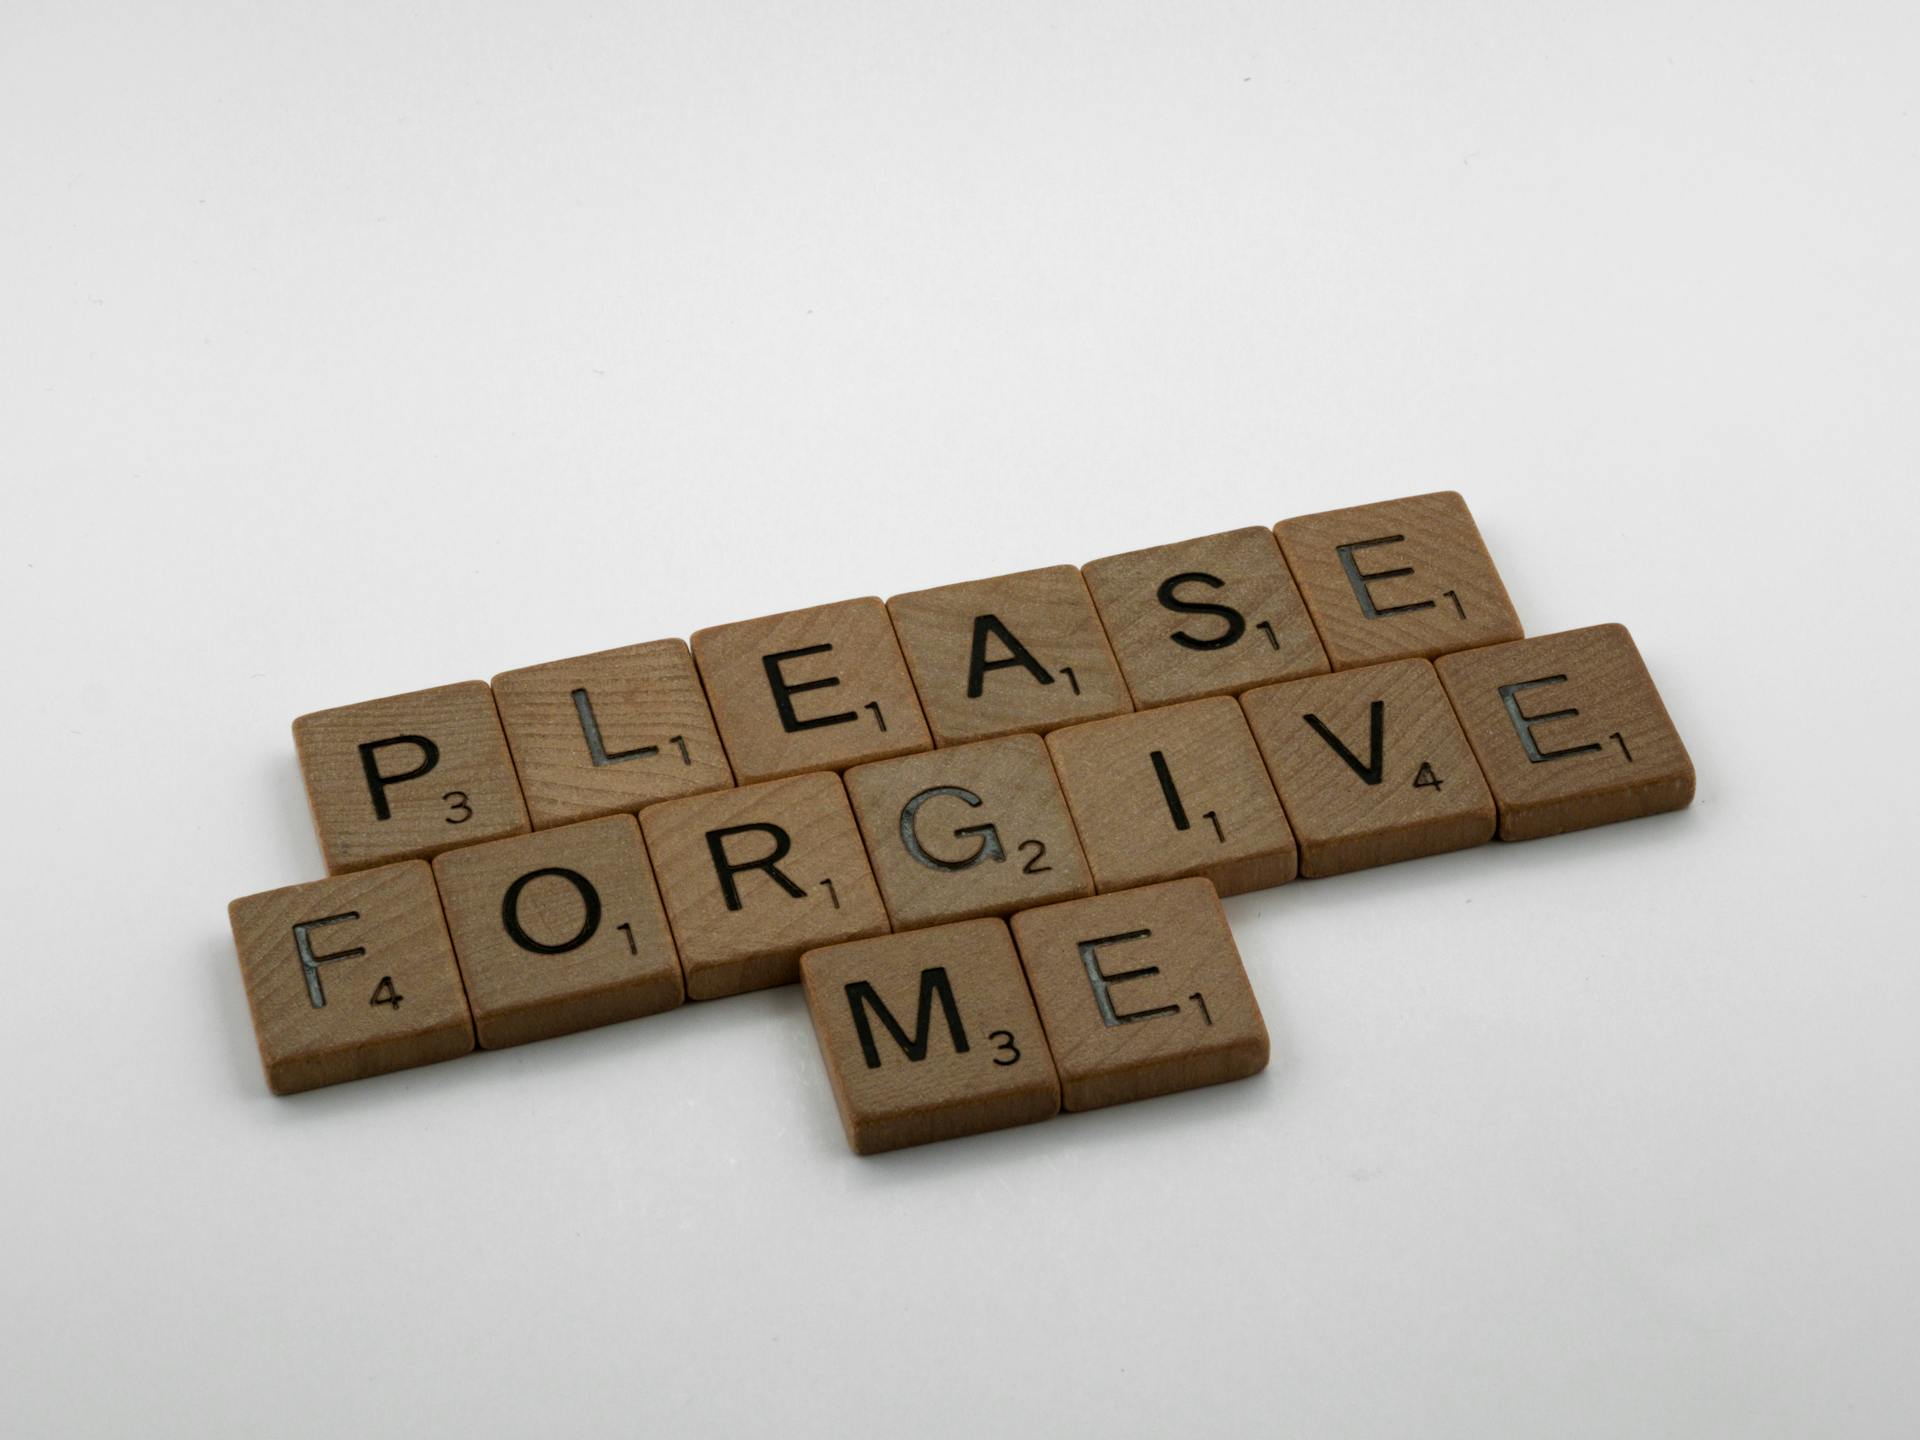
[234, 627, 1694, 1104]
[232, 857, 1264, 1154]
[294, 490, 1531, 876]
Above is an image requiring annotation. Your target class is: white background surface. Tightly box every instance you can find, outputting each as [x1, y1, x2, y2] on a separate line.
[4, 3, 1917, 1436]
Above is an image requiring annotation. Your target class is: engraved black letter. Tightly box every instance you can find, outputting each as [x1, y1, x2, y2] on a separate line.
[845, 966, 971, 1068]
[292, 912, 366, 1009]
[1078, 930, 1180, 1027]
[1149, 750, 1192, 830]
[1303, 701, 1385, 785]
[501, 866, 603, 955]
[1335, 536, 1435, 619]
[706, 823, 809, 910]
[1499, 676, 1603, 763]
[357, 735, 440, 820]
[900, 786, 1005, 871]
[1157, 572, 1246, 651]
[966, 614, 1053, 697]
[763, 645, 857, 732]
[572, 689, 659, 766]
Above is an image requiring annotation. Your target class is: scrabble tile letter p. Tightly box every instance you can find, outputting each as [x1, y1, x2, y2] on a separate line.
[888, 567, 1131, 745]
[1276, 492, 1523, 669]
[294, 681, 530, 873]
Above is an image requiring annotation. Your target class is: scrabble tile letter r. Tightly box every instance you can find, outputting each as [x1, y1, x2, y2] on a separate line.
[1276, 492, 1523, 669]
[294, 681, 530, 874]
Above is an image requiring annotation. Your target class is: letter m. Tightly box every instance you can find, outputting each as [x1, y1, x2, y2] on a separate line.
[844, 966, 971, 1069]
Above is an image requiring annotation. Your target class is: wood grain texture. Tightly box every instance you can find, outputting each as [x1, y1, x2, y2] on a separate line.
[691, 597, 932, 783]
[1082, 526, 1329, 707]
[228, 860, 474, 1094]
[1046, 698, 1298, 897]
[432, 813, 683, 1049]
[1009, 878, 1267, 1113]
[293, 681, 530, 874]
[639, 771, 888, 999]
[1435, 623, 1695, 841]
[1275, 491, 1524, 669]
[1240, 659, 1496, 877]
[492, 639, 732, 829]
[844, 733, 1094, 931]
[800, 918, 1060, 1154]
[887, 565, 1131, 745]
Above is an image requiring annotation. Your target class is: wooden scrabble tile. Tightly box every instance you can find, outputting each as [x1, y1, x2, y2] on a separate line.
[1009, 878, 1267, 1112]
[294, 681, 529, 874]
[1240, 659, 1496, 877]
[640, 771, 889, 999]
[1274, 491, 1523, 669]
[491, 640, 732, 830]
[801, 918, 1061, 1154]
[691, 597, 932, 784]
[228, 860, 474, 1094]
[1045, 698, 1298, 897]
[843, 734, 1094, 931]
[887, 565, 1131, 746]
[1435, 624, 1695, 841]
[432, 814, 683, 1048]
[1081, 526, 1329, 707]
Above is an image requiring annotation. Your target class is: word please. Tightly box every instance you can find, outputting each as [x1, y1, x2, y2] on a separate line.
[228, 491, 1695, 1153]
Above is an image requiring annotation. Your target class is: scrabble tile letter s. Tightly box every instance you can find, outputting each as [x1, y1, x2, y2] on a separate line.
[1275, 492, 1523, 669]
[228, 861, 475, 1094]
[1082, 526, 1329, 708]
[294, 681, 530, 873]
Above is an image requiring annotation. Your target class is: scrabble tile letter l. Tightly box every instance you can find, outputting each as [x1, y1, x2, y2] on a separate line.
[802, 919, 1061, 1154]
[228, 860, 475, 1093]
[1435, 624, 1695, 840]
[294, 681, 530, 873]
[491, 640, 733, 830]
[1275, 491, 1523, 669]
